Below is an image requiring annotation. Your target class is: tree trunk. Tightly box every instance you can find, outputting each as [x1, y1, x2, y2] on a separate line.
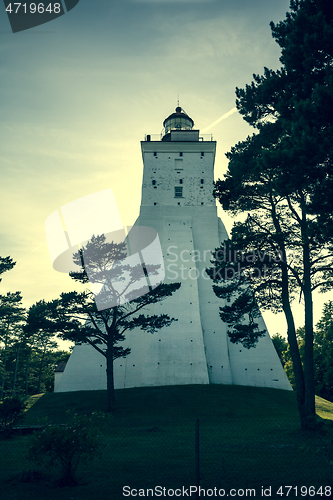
[25, 348, 31, 396]
[106, 344, 115, 413]
[0, 331, 9, 400]
[270, 201, 309, 428]
[300, 200, 316, 428]
[37, 346, 46, 394]
[12, 342, 21, 397]
[106, 309, 117, 413]
[280, 258, 308, 428]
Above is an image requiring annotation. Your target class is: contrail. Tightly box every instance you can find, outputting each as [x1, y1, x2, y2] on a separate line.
[201, 107, 237, 133]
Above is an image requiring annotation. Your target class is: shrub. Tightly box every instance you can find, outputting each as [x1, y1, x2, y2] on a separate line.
[28, 412, 103, 486]
[0, 397, 26, 431]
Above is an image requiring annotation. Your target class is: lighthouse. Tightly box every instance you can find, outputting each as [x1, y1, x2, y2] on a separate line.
[55, 107, 291, 392]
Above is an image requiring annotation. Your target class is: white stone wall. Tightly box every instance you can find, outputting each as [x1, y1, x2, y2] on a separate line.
[54, 372, 63, 392]
[141, 141, 216, 208]
[55, 344, 106, 392]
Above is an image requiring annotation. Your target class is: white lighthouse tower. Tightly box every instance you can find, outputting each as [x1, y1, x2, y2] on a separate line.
[55, 107, 291, 393]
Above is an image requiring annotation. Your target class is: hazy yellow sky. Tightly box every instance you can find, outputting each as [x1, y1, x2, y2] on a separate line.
[1, 0, 330, 341]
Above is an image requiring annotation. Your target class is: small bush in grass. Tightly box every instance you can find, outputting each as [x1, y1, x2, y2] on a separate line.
[0, 397, 26, 433]
[28, 411, 103, 486]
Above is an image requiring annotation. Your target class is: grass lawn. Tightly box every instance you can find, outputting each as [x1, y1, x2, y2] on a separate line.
[1, 385, 333, 500]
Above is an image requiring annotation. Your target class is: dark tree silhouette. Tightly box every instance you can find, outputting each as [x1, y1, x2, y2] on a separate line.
[49, 235, 180, 412]
[210, 0, 333, 429]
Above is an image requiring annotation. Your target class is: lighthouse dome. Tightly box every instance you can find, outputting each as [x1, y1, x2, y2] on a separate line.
[162, 106, 194, 136]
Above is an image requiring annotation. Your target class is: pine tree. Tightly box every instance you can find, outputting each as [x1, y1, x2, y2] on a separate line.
[211, 0, 333, 429]
[49, 235, 180, 412]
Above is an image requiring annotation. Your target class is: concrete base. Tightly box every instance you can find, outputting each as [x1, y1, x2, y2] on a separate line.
[55, 206, 291, 393]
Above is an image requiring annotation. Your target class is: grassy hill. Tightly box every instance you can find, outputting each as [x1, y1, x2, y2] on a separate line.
[2, 385, 333, 500]
[22, 384, 300, 424]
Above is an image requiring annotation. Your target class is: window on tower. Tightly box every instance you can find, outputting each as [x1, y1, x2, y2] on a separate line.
[179, 179, 183, 184]
[175, 186, 183, 198]
[201, 179, 204, 184]
[152, 180, 156, 185]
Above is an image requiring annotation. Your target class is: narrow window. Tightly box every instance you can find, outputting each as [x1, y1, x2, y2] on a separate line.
[201, 152, 204, 157]
[175, 186, 183, 198]
[153, 152, 157, 157]
[201, 179, 204, 184]
[179, 179, 183, 184]
[179, 152, 183, 157]
[152, 180, 156, 185]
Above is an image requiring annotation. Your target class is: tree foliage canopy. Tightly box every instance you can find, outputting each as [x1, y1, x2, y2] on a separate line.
[0, 259, 67, 399]
[0, 257, 15, 282]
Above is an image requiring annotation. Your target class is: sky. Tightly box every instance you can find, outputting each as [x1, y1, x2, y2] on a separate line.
[1, 0, 331, 345]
